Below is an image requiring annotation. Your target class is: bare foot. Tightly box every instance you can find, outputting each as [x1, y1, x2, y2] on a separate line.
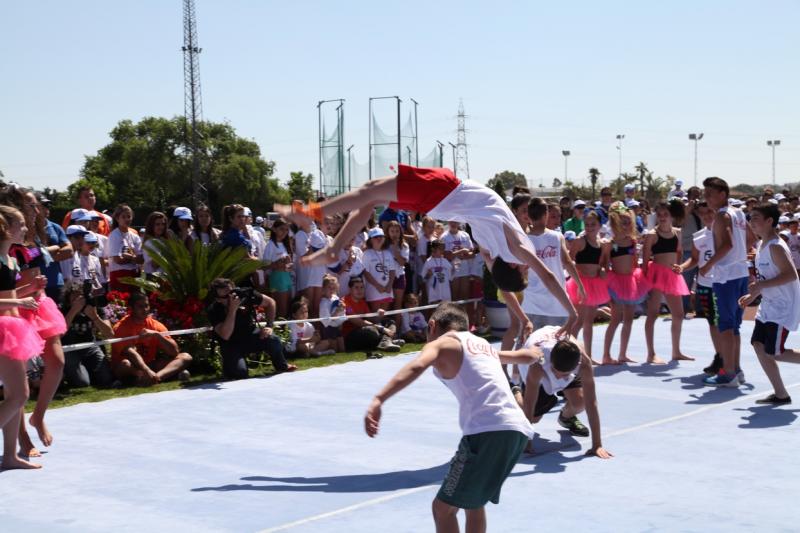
[300, 246, 340, 267]
[274, 201, 314, 228]
[28, 415, 53, 447]
[601, 356, 621, 365]
[1, 456, 42, 470]
[646, 355, 668, 365]
[590, 358, 602, 366]
[618, 355, 638, 364]
[672, 353, 696, 361]
[18, 433, 41, 458]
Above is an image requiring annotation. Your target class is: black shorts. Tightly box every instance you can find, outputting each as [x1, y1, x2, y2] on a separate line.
[696, 285, 717, 327]
[751, 320, 790, 356]
[322, 325, 341, 340]
[533, 376, 583, 418]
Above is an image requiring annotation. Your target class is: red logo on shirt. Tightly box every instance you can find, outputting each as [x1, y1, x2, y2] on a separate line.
[465, 336, 498, 359]
[537, 245, 558, 259]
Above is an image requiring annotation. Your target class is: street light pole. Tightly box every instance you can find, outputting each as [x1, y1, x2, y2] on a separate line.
[688, 133, 704, 186]
[346, 144, 354, 191]
[435, 140, 444, 167]
[616, 134, 625, 179]
[449, 142, 458, 176]
[561, 150, 570, 183]
[767, 140, 781, 187]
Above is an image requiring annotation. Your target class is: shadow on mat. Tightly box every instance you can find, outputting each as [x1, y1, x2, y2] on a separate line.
[513, 431, 587, 475]
[685, 383, 755, 404]
[663, 374, 711, 391]
[735, 406, 800, 429]
[191, 464, 450, 494]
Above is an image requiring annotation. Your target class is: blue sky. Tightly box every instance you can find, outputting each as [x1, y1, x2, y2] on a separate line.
[1, 0, 798, 192]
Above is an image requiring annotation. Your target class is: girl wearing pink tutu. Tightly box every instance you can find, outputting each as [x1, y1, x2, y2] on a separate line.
[0, 205, 46, 470]
[642, 200, 694, 364]
[568, 211, 610, 364]
[4, 186, 68, 450]
[602, 202, 650, 365]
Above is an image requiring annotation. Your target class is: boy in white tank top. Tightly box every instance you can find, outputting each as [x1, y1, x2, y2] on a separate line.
[739, 204, 800, 404]
[364, 303, 539, 532]
[277, 165, 578, 335]
[513, 326, 612, 458]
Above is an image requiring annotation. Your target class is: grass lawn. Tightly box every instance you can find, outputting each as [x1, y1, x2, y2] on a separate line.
[27, 342, 429, 411]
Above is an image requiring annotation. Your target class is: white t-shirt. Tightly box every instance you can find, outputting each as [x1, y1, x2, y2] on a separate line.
[263, 240, 290, 266]
[362, 248, 394, 302]
[288, 322, 315, 352]
[415, 230, 435, 274]
[712, 206, 749, 284]
[428, 180, 529, 265]
[60, 253, 106, 288]
[319, 295, 346, 328]
[433, 331, 533, 438]
[522, 230, 567, 317]
[401, 310, 427, 334]
[295, 224, 327, 290]
[247, 225, 267, 260]
[332, 246, 364, 298]
[755, 237, 800, 331]
[785, 232, 800, 268]
[517, 326, 580, 395]
[142, 238, 164, 275]
[389, 242, 410, 276]
[692, 227, 715, 288]
[443, 229, 474, 279]
[421, 256, 453, 303]
[106, 228, 142, 273]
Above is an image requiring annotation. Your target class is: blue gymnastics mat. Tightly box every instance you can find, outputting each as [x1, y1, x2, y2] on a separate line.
[1, 317, 798, 532]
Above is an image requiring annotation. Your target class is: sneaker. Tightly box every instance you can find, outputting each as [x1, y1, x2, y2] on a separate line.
[392, 339, 406, 347]
[558, 413, 590, 437]
[178, 370, 191, 383]
[283, 364, 298, 373]
[736, 369, 746, 385]
[755, 393, 792, 405]
[366, 352, 384, 360]
[703, 353, 723, 375]
[377, 340, 401, 352]
[703, 371, 739, 387]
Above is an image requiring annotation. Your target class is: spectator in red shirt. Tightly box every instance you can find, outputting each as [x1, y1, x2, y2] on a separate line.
[342, 278, 401, 354]
[111, 292, 192, 386]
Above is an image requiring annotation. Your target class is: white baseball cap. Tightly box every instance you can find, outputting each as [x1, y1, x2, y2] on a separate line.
[367, 227, 385, 239]
[628, 200, 641, 208]
[779, 215, 791, 224]
[573, 199, 586, 208]
[66, 225, 89, 236]
[242, 207, 253, 217]
[563, 230, 577, 241]
[624, 184, 636, 192]
[768, 199, 779, 205]
[173, 206, 193, 220]
[70, 208, 92, 222]
[675, 179, 684, 187]
[255, 216, 264, 225]
[83, 232, 99, 244]
[775, 193, 786, 201]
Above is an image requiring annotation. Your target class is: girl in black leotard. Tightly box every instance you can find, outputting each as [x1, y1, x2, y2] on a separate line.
[567, 211, 610, 364]
[642, 201, 694, 364]
[0, 205, 46, 470]
[602, 202, 650, 365]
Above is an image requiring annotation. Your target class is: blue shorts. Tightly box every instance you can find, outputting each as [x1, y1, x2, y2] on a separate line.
[712, 277, 748, 335]
[269, 271, 293, 293]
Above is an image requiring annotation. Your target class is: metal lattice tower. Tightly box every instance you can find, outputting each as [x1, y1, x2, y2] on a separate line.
[182, 0, 205, 207]
[455, 99, 470, 178]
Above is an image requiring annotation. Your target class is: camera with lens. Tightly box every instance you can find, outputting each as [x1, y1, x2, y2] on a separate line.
[82, 279, 108, 308]
[232, 286, 259, 307]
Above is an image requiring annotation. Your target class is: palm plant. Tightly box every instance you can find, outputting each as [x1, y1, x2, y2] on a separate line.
[635, 162, 650, 195]
[122, 238, 262, 303]
[588, 167, 601, 201]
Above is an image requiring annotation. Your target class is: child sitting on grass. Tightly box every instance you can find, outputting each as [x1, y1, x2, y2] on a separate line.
[399, 292, 427, 343]
[287, 298, 336, 357]
[319, 274, 346, 354]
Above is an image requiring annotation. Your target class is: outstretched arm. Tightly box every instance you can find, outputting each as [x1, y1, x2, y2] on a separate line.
[577, 352, 611, 458]
[364, 335, 459, 437]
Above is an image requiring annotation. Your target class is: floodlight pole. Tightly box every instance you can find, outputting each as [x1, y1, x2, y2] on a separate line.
[688, 133, 704, 187]
[347, 144, 354, 191]
[449, 142, 458, 176]
[562, 150, 571, 182]
[767, 140, 781, 187]
[616, 134, 625, 179]
[436, 140, 444, 167]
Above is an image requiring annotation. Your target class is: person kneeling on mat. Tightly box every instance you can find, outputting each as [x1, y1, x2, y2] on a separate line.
[513, 325, 612, 458]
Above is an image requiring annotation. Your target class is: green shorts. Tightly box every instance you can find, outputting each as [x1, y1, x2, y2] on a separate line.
[269, 270, 293, 293]
[437, 430, 528, 509]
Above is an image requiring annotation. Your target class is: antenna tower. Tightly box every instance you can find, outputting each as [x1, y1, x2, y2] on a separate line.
[455, 99, 470, 178]
[182, 0, 205, 207]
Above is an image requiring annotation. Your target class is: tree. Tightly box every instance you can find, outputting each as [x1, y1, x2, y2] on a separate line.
[287, 171, 315, 202]
[634, 162, 650, 196]
[552, 177, 562, 189]
[78, 116, 287, 220]
[486, 170, 527, 193]
[588, 167, 601, 201]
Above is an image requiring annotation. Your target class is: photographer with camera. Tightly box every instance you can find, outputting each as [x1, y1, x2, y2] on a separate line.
[61, 283, 114, 388]
[207, 278, 297, 379]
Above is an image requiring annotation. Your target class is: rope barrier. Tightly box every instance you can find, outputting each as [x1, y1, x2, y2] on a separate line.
[61, 298, 483, 353]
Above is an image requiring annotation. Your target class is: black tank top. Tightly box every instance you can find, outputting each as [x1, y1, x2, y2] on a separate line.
[611, 241, 636, 258]
[575, 241, 602, 265]
[652, 232, 678, 255]
[0, 257, 18, 291]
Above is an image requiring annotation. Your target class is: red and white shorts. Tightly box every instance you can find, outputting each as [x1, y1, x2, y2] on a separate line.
[389, 164, 460, 214]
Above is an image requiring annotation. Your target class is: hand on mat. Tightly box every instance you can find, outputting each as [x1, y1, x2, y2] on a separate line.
[586, 446, 613, 459]
[365, 398, 382, 438]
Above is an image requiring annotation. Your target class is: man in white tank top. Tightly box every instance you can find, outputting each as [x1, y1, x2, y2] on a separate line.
[522, 199, 585, 329]
[700, 178, 754, 387]
[277, 165, 578, 335]
[364, 303, 538, 532]
[513, 326, 612, 458]
[739, 205, 800, 404]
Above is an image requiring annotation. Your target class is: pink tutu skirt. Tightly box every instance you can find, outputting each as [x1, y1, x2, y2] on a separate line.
[607, 268, 651, 305]
[18, 295, 67, 340]
[0, 315, 45, 360]
[645, 262, 689, 296]
[566, 273, 609, 306]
